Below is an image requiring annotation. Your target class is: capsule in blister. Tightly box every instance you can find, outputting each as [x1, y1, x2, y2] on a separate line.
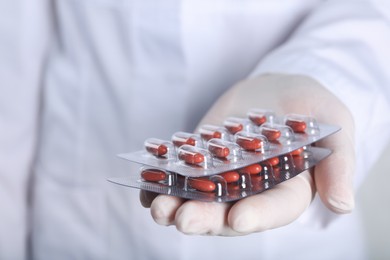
[237, 172, 253, 190]
[199, 124, 230, 142]
[141, 169, 166, 182]
[291, 146, 312, 169]
[140, 168, 176, 186]
[219, 171, 240, 183]
[280, 154, 295, 172]
[272, 166, 282, 182]
[266, 156, 280, 167]
[224, 117, 254, 135]
[250, 167, 272, 190]
[186, 175, 227, 196]
[293, 153, 311, 170]
[209, 175, 228, 196]
[290, 147, 305, 156]
[171, 132, 200, 148]
[247, 108, 276, 126]
[207, 138, 243, 161]
[177, 145, 213, 168]
[144, 138, 175, 158]
[259, 123, 294, 144]
[187, 177, 216, 192]
[284, 114, 320, 135]
[239, 163, 262, 175]
[260, 164, 274, 181]
[234, 131, 269, 152]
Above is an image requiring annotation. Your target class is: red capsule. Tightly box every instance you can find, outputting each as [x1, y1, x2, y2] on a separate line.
[239, 164, 262, 175]
[225, 124, 243, 135]
[286, 119, 307, 133]
[236, 137, 262, 151]
[250, 174, 266, 185]
[261, 128, 281, 141]
[293, 156, 306, 169]
[219, 171, 240, 183]
[188, 178, 216, 192]
[145, 144, 168, 156]
[291, 147, 304, 156]
[201, 131, 222, 141]
[266, 157, 280, 167]
[178, 151, 204, 165]
[227, 183, 240, 191]
[172, 137, 196, 147]
[249, 115, 266, 126]
[141, 169, 167, 182]
[273, 166, 281, 181]
[208, 144, 230, 158]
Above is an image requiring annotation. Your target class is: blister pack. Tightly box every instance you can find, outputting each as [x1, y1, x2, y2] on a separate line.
[108, 109, 340, 202]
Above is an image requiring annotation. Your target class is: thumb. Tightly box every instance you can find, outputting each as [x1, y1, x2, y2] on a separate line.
[315, 129, 355, 214]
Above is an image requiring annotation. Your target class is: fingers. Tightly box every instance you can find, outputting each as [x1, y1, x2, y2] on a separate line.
[149, 195, 240, 235]
[228, 170, 315, 233]
[149, 171, 314, 236]
[315, 130, 355, 214]
[174, 201, 239, 236]
[150, 195, 186, 226]
[312, 91, 356, 214]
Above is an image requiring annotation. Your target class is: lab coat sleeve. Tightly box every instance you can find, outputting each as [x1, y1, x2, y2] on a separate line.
[250, 0, 390, 227]
[0, 0, 51, 258]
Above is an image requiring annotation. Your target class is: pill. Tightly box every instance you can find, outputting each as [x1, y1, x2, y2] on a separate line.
[286, 119, 307, 133]
[293, 156, 307, 169]
[178, 151, 204, 165]
[172, 137, 196, 147]
[208, 144, 230, 158]
[249, 115, 266, 126]
[201, 131, 222, 141]
[219, 171, 240, 183]
[225, 124, 243, 134]
[291, 147, 304, 156]
[266, 157, 280, 167]
[261, 128, 281, 141]
[145, 144, 168, 156]
[251, 174, 266, 184]
[236, 137, 262, 151]
[188, 178, 216, 192]
[227, 183, 240, 191]
[239, 164, 262, 175]
[272, 166, 281, 181]
[141, 169, 167, 182]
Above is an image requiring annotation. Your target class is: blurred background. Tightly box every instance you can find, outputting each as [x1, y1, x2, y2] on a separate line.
[358, 142, 390, 259]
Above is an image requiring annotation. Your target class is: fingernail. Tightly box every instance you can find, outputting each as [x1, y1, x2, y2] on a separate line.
[328, 195, 355, 214]
[230, 206, 267, 233]
[230, 213, 253, 233]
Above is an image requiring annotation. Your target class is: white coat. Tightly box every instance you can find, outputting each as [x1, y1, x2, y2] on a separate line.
[1, 0, 390, 259]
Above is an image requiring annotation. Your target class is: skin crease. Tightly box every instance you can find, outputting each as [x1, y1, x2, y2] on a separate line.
[140, 73, 355, 236]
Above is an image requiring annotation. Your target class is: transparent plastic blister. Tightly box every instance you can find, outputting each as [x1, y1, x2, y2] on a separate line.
[108, 146, 331, 202]
[284, 114, 320, 135]
[117, 126, 338, 177]
[108, 109, 340, 202]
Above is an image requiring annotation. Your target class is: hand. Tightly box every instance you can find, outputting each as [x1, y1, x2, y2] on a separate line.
[140, 73, 355, 236]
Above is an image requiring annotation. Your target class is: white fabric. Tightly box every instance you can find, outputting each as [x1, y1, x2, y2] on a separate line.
[1, 0, 389, 259]
[0, 0, 51, 259]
